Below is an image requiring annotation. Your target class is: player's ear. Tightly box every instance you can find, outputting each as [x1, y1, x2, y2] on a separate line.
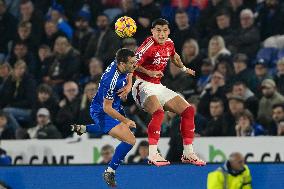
[151, 28, 154, 34]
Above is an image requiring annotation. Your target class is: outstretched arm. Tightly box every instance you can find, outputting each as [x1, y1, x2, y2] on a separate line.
[170, 52, 195, 76]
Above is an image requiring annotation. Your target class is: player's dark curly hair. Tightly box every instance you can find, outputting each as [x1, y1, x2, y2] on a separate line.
[152, 18, 169, 28]
[116, 48, 135, 64]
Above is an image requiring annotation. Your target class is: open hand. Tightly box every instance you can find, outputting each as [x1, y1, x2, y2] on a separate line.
[117, 85, 132, 99]
[124, 119, 136, 128]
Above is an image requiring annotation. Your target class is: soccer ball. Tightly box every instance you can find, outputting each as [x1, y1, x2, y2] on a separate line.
[115, 16, 137, 38]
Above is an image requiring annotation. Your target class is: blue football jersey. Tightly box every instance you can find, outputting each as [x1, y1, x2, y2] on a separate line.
[90, 61, 128, 115]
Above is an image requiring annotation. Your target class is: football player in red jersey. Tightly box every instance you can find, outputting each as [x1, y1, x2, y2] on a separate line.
[129, 18, 206, 166]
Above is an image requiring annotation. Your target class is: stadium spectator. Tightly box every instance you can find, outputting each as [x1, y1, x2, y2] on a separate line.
[225, 95, 246, 136]
[0, 110, 15, 139]
[100, 144, 114, 164]
[231, 81, 259, 117]
[80, 58, 103, 88]
[77, 82, 98, 125]
[253, 59, 272, 95]
[0, 60, 36, 127]
[31, 84, 59, 124]
[128, 140, 149, 163]
[0, 148, 12, 165]
[257, 79, 284, 134]
[228, 0, 246, 29]
[274, 58, 284, 95]
[256, 0, 284, 40]
[197, 0, 227, 47]
[17, 108, 61, 139]
[44, 36, 81, 95]
[42, 20, 66, 49]
[47, 3, 73, 39]
[0, 0, 17, 60]
[135, 0, 161, 44]
[19, 0, 44, 46]
[277, 119, 284, 136]
[113, 0, 137, 27]
[235, 109, 265, 136]
[198, 71, 227, 119]
[212, 10, 236, 52]
[196, 59, 214, 94]
[271, 104, 284, 135]
[232, 53, 257, 91]
[234, 9, 260, 59]
[208, 35, 231, 65]
[121, 37, 138, 52]
[8, 41, 37, 76]
[203, 98, 229, 136]
[0, 63, 11, 92]
[214, 54, 234, 85]
[171, 9, 198, 54]
[181, 39, 203, 78]
[207, 152, 252, 189]
[84, 14, 120, 66]
[56, 81, 80, 138]
[36, 45, 53, 83]
[13, 21, 38, 52]
[162, 62, 195, 97]
[72, 10, 93, 56]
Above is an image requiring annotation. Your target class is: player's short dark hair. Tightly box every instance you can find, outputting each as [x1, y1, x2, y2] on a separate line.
[272, 103, 284, 111]
[152, 18, 169, 28]
[37, 84, 53, 95]
[116, 48, 135, 64]
[210, 97, 224, 107]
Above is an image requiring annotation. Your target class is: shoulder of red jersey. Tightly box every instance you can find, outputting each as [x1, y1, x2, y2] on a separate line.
[135, 36, 155, 61]
[166, 38, 174, 44]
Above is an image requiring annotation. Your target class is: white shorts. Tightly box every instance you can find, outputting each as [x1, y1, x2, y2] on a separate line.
[132, 79, 179, 108]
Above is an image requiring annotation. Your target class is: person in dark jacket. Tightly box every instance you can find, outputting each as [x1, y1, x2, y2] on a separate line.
[128, 140, 149, 164]
[203, 98, 230, 136]
[19, 0, 44, 46]
[274, 58, 284, 95]
[17, 108, 61, 139]
[198, 71, 227, 119]
[56, 81, 80, 138]
[77, 82, 98, 125]
[0, 110, 15, 139]
[43, 36, 81, 96]
[0, 0, 17, 58]
[72, 11, 93, 56]
[84, 14, 120, 67]
[233, 9, 260, 59]
[256, 0, 284, 40]
[1, 60, 36, 127]
[31, 84, 59, 125]
[171, 9, 199, 55]
[41, 20, 66, 49]
[231, 53, 257, 90]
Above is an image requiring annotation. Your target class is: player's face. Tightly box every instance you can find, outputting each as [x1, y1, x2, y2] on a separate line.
[151, 25, 170, 44]
[124, 56, 137, 73]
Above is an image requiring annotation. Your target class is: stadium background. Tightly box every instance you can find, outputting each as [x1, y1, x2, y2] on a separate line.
[0, 0, 284, 188]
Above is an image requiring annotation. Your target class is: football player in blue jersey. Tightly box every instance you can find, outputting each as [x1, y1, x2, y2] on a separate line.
[71, 48, 137, 187]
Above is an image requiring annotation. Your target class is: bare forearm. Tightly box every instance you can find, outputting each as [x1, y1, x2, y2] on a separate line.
[126, 73, 133, 86]
[170, 53, 184, 68]
[104, 107, 128, 123]
[135, 65, 149, 75]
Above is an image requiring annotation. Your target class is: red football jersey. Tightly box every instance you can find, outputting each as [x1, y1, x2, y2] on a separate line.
[134, 36, 176, 84]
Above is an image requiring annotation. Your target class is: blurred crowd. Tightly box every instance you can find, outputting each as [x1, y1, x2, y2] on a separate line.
[1, 0, 284, 140]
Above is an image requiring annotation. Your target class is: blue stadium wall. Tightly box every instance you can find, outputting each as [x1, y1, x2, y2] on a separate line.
[1, 164, 284, 189]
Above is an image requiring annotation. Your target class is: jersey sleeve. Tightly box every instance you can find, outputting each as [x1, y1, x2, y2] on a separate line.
[103, 70, 120, 100]
[135, 37, 154, 66]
